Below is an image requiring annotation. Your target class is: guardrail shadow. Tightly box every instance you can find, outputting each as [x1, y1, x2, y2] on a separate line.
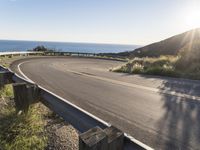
[156, 80, 200, 150]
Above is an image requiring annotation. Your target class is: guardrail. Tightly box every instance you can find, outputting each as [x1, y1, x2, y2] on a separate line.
[0, 51, 43, 56]
[0, 51, 96, 57]
[0, 51, 128, 62]
[0, 54, 152, 150]
[44, 51, 97, 56]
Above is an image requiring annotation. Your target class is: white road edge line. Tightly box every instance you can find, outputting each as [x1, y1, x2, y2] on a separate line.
[18, 61, 110, 126]
[17, 61, 154, 150]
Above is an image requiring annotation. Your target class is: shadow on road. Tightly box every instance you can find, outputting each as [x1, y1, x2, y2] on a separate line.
[156, 80, 200, 150]
[113, 73, 200, 149]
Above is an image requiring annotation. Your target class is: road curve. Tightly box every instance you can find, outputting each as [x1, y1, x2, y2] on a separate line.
[10, 57, 200, 150]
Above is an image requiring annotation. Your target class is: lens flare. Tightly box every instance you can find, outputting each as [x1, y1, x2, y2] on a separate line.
[185, 7, 200, 28]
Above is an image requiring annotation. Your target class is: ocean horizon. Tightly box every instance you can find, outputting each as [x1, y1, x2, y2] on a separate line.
[0, 40, 139, 53]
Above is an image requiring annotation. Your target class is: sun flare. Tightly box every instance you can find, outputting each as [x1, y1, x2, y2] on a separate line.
[185, 7, 200, 28]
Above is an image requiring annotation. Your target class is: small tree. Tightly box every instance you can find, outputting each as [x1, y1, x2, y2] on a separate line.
[32, 46, 48, 52]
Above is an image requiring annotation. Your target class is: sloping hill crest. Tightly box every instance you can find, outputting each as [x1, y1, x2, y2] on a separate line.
[124, 28, 200, 58]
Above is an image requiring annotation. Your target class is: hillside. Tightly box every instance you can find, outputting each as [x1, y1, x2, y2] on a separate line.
[118, 28, 200, 58]
[112, 28, 200, 80]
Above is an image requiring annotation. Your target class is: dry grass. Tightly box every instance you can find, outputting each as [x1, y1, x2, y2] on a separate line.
[112, 54, 200, 80]
[112, 56, 179, 76]
[0, 85, 48, 150]
[0, 85, 79, 150]
[113, 39, 200, 80]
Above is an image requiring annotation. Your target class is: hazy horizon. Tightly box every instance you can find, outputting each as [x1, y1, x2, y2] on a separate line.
[0, 39, 140, 46]
[0, 39, 140, 53]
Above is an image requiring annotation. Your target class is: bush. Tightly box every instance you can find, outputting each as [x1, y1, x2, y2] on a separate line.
[112, 52, 200, 80]
[32, 46, 55, 52]
[131, 63, 144, 74]
[113, 65, 131, 73]
[33, 46, 48, 52]
[144, 66, 177, 77]
[112, 56, 180, 77]
[0, 85, 13, 98]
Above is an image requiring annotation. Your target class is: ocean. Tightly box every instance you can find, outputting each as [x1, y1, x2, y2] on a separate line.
[0, 40, 139, 53]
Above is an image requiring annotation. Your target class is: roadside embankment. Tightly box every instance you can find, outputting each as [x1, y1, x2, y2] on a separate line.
[112, 52, 200, 80]
[112, 40, 200, 80]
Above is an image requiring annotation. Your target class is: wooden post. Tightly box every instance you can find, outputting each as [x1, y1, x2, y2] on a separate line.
[0, 71, 14, 88]
[104, 126, 124, 150]
[79, 126, 108, 150]
[13, 83, 40, 113]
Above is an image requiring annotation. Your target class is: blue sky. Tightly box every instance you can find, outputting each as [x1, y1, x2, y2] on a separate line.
[0, 0, 200, 45]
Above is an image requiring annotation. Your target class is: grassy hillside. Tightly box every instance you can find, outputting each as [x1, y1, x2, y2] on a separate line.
[112, 29, 200, 80]
[117, 28, 200, 58]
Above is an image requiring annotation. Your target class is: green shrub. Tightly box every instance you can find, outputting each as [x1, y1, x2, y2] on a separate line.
[0, 85, 13, 98]
[112, 56, 180, 77]
[112, 63, 132, 73]
[112, 43, 200, 80]
[144, 66, 177, 77]
[131, 63, 144, 74]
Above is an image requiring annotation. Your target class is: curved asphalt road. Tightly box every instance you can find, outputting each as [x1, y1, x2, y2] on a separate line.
[10, 57, 200, 150]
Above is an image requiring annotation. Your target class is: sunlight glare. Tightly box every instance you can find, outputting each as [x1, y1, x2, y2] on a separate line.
[185, 7, 200, 28]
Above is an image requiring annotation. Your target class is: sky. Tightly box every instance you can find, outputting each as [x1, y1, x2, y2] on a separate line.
[0, 0, 200, 45]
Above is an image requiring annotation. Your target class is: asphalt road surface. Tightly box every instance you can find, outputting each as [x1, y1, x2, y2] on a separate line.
[10, 57, 200, 150]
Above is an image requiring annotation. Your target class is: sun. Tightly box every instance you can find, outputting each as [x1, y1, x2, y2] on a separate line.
[185, 7, 200, 28]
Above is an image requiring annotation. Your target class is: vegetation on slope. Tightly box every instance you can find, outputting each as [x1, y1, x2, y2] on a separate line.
[113, 40, 200, 80]
[112, 28, 200, 80]
[175, 40, 200, 79]
[112, 56, 179, 76]
[30, 46, 56, 52]
[0, 84, 78, 150]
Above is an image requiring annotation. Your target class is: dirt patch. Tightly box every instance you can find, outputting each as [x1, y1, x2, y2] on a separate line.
[45, 115, 79, 150]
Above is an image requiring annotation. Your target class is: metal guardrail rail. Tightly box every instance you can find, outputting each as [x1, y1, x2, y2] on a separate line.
[0, 51, 43, 56]
[0, 51, 96, 56]
[0, 52, 153, 150]
[0, 51, 128, 62]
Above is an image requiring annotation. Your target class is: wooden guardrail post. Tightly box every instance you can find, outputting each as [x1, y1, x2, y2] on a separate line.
[0, 71, 14, 88]
[104, 126, 124, 150]
[13, 83, 40, 113]
[79, 127, 108, 150]
[79, 126, 124, 150]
